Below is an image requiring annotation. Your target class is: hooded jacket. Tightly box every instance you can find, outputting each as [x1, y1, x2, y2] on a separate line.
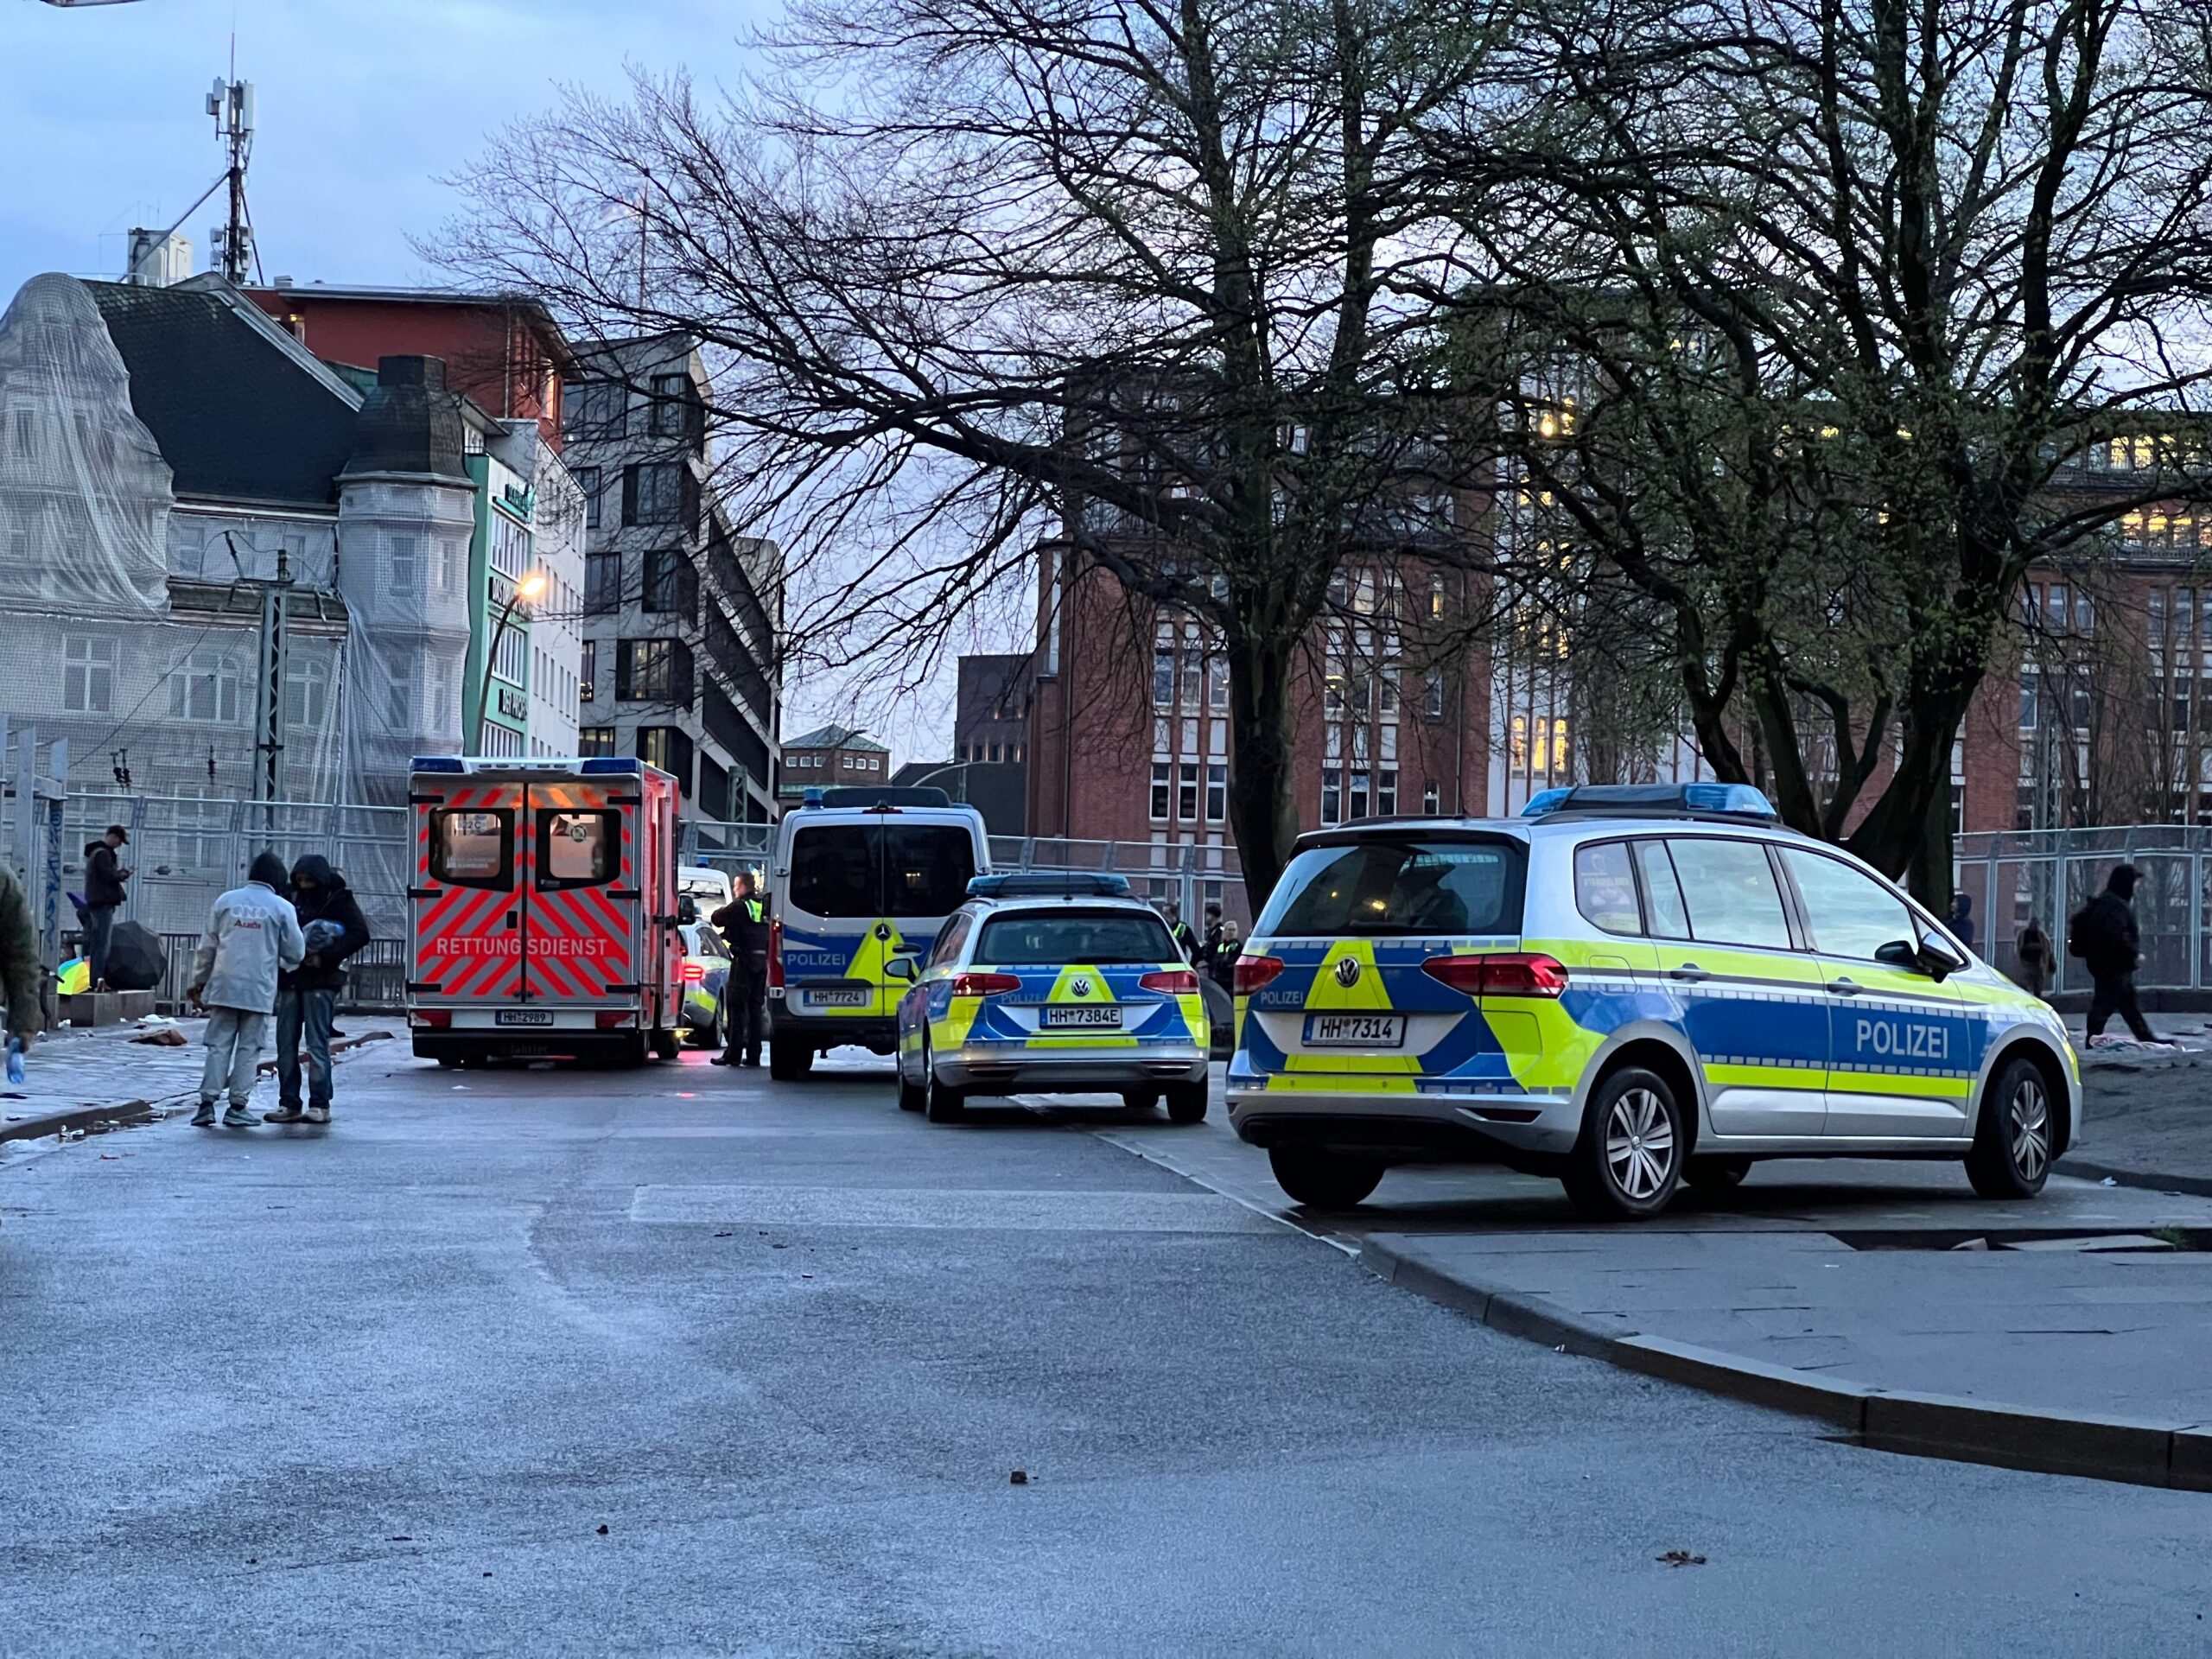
[190, 852, 306, 1015]
[281, 855, 372, 993]
[84, 841, 127, 911]
[2069, 869, 2143, 979]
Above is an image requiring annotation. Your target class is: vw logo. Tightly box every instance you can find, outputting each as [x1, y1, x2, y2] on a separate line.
[1071, 976, 1093, 998]
[1333, 957, 1362, 988]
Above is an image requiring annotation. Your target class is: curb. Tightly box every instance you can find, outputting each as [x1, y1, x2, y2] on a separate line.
[0, 1031, 393, 1147]
[2055, 1155, 2212, 1199]
[1359, 1236, 2212, 1493]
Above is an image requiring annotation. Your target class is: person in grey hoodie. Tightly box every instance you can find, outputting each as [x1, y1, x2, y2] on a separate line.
[186, 851, 305, 1128]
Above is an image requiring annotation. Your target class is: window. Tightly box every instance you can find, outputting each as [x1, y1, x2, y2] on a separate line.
[644, 546, 697, 616]
[648, 373, 697, 440]
[617, 638, 691, 704]
[1153, 648, 1174, 708]
[283, 652, 328, 728]
[2018, 667, 2037, 730]
[1349, 770, 1370, 820]
[787, 824, 977, 918]
[977, 910, 1179, 966]
[1574, 841, 1643, 934]
[390, 534, 418, 594]
[1425, 668, 1444, 720]
[929, 913, 973, 969]
[1377, 766, 1397, 816]
[585, 550, 620, 613]
[1152, 761, 1170, 821]
[494, 626, 527, 687]
[1664, 837, 1792, 950]
[1179, 645, 1203, 710]
[1178, 761, 1198, 820]
[538, 810, 620, 890]
[565, 379, 626, 442]
[637, 724, 695, 791]
[489, 512, 530, 580]
[622, 462, 687, 527]
[1206, 763, 1226, 822]
[579, 640, 597, 704]
[576, 465, 603, 530]
[429, 809, 513, 889]
[1422, 783, 1440, 814]
[1258, 840, 1526, 938]
[1321, 766, 1341, 823]
[171, 652, 243, 723]
[1780, 848, 1916, 963]
[1208, 657, 1228, 710]
[387, 664, 414, 730]
[1633, 842, 1691, 939]
[578, 725, 616, 758]
[63, 635, 115, 714]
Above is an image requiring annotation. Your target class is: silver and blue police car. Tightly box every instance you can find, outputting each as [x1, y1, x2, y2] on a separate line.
[892, 874, 1211, 1123]
[1227, 783, 2080, 1219]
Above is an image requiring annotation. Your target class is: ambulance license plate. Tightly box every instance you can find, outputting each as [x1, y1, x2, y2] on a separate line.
[496, 1009, 554, 1027]
[1304, 1013, 1406, 1048]
[1043, 1006, 1120, 1029]
[805, 988, 870, 1008]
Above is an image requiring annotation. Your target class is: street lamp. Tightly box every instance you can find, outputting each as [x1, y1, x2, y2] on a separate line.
[476, 569, 547, 753]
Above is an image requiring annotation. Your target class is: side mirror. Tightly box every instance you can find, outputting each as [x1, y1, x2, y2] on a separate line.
[677, 896, 699, 925]
[1916, 928, 1969, 981]
[1874, 939, 1918, 971]
[885, 956, 918, 982]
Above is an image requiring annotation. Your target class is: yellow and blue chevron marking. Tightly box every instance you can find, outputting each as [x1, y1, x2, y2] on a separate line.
[923, 962, 1203, 1054]
[782, 918, 938, 1020]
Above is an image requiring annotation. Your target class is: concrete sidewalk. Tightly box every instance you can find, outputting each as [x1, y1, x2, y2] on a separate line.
[2067, 1038, 2212, 1195]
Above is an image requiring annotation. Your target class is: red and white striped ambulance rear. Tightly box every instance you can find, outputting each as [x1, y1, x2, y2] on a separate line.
[406, 757, 683, 1065]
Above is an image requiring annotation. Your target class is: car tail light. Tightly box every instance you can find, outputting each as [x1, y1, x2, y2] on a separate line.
[682, 962, 706, 983]
[409, 1009, 451, 1029]
[1233, 955, 1285, 995]
[1139, 969, 1198, 994]
[1422, 952, 1569, 998]
[951, 972, 1021, 997]
[595, 1010, 635, 1029]
[768, 919, 784, 989]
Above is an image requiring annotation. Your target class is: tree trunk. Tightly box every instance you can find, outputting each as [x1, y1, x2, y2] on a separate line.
[1226, 632, 1301, 915]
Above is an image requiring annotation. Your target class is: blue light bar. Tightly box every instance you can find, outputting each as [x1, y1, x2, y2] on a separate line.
[967, 872, 1132, 899]
[1522, 786, 1572, 817]
[412, 756, 465, 773]
[1523, 782, 1779, 822]
[580, 756, 642, 775]
[803, 786, 825, 808]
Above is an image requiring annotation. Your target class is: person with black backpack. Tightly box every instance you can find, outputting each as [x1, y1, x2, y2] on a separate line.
[2069, 864, 2164, 1044]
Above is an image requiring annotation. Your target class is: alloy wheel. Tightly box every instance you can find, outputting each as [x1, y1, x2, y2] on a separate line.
[2008, 1077, 2050, 1183]
[1605, 1087, 1675, 1201]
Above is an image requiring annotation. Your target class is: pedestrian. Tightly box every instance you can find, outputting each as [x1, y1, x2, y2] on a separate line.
[1208, 915, 1241, 995]
[1165, 901, 1198, 965]
[2014, 917, 2052, 1001]
[2069, 863, 2164, 1045]
[81, 824, 130, 991]
[709, 871, 771, 1068]
[186, 851, 305, 1128]
[264, 855, 370, 1126]
[1197, 901, 1225, 976]
[0, 857, 44, 1058]
[1948, 891, 1977, 953]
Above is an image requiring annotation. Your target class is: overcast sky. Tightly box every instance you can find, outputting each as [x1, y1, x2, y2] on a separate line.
[0, 0, 978, 766]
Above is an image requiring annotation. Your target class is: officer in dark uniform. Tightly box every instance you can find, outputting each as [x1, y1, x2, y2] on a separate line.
[710, 872, 772, 1067]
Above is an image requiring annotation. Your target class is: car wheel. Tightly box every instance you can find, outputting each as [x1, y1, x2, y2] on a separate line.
[896, 1044, 925, 1112]
[650, 1027, 681, 1062]
[1164, 1083, 1208, 1125]
[922, 1032, 964, 1123]
[1965, 1055, 2054, 1199]
[769, 1037, 813, 1081]
[1561, 1065, 1683, 1220]
[1268, 1147, 1383, 1210]
[1121, 1089, 1161, 1114]
[1683, 1155, 1751, 1192]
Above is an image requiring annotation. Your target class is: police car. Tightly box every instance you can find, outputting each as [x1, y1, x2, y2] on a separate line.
[1227, 784, 2079, 1219]
[892, 874, 1211, 1123]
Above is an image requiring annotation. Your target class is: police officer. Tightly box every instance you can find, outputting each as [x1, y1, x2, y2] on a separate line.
[1164, 901, 1198, 965]
[710, 872, 772, 1068]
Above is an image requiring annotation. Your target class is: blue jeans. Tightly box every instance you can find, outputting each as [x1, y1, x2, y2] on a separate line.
[275, 988, 335, 1108]
[84, 906, 116, 988]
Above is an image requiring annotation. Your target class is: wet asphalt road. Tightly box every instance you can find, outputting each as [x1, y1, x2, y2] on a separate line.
[2, 1045, 2209, 1656]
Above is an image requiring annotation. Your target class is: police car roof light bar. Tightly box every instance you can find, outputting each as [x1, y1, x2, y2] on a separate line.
[967, 872, 1133, 899]
[1522, 782, 1779, 823]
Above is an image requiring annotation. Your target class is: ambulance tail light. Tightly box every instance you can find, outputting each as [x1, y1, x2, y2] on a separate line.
[595, 1010, 636, 1029]
[1423, 952, 1569, 998]
[1139, 969, 1198, 995]
[682, 962, 706, 983]
[951, 972, 1021, 997]
[409, 1009, 451, 1029]
[1233, 955, 1285, 996]
[768, 920, 785, 989]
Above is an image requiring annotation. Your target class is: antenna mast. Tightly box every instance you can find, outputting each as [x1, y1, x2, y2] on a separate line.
[207, 58, 257, 283]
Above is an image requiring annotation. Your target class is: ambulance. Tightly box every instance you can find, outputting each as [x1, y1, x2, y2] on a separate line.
[767, 787, 990, 1078]
[405, 757, 686, 1065]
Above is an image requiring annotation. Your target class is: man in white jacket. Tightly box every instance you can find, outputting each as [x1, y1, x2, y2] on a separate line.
[187, 851, 306, 1128]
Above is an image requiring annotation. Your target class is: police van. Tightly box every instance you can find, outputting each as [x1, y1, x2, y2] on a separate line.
[767, 787, 990, 1078]
[1227, 784, 2079, 1218]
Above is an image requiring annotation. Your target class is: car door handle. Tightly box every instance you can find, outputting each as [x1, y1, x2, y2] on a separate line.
[1829, 977, 1861, 995]
[1668, 964, 1709, 982]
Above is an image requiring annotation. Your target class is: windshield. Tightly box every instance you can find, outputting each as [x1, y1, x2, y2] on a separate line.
[787, 822, 978, 918]
[976, 909, 1179, 966]
[1256, 839, 1526, 938]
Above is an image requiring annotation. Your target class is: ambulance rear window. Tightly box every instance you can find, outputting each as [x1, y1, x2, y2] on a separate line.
[539, 810, 620, 891]
[429, 810, 513, 890]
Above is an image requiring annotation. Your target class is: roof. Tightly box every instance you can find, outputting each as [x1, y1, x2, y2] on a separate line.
[784, 722, 888, 753]
[246, 283, 567, 345]
[86, 278, 363, 508]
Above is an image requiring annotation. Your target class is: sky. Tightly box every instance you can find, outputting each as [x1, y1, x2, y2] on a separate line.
[0, 0, 976, 767]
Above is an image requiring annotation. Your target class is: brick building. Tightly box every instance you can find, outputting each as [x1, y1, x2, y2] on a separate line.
[779, 723, 891, 803]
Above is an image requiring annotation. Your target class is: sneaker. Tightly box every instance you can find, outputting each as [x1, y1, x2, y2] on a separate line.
[221, 1104, 257, 1128]
[190, 1102, 217, 1128]
[264, 1105, 308, 1124]
[710, 1054, 735, 1066]
[304, 1104, 330, 1125]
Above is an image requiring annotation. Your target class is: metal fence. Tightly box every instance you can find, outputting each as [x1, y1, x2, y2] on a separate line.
[1955, 826, 2212, 994]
